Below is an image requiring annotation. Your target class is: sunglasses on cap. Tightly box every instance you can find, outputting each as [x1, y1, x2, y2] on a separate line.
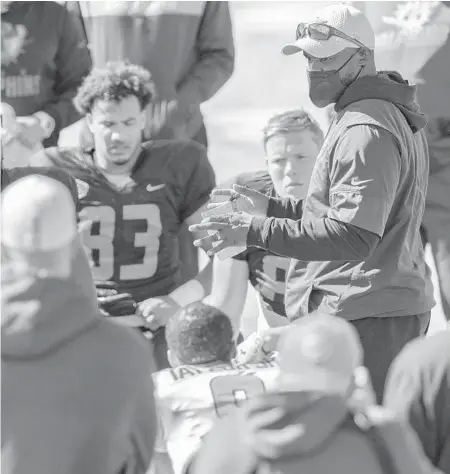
[296, 23, 367, 51]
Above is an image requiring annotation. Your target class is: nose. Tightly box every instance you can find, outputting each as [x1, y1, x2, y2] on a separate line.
[285, 160, 297, 177]
[110, 129, 124, 142]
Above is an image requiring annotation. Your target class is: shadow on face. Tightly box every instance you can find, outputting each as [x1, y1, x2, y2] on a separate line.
[87, 95, 146, 169]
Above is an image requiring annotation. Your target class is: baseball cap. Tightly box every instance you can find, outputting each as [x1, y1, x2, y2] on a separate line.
[282, 4, 375, 58]
[1, 175, 78, 275]
[277, 314, 363, 393]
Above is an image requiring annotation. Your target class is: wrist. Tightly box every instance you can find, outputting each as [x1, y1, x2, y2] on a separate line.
[33, 111, 55, 138]
[169, 279, 206, 307]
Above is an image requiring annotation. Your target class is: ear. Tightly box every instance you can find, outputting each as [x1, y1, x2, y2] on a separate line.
[167, 349, 177, 368]
[140, 107, 147, 132]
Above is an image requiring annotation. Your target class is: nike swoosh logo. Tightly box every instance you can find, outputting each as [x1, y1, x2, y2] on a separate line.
[350, 178, 373, 187]
[146, 184, 166, 193]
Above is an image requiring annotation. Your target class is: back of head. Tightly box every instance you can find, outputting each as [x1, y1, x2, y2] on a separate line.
[1, 175, 101, 359]
[1, 174, 77, 279]
[277, 314, 364, 395]
[165, 302, 235, 366]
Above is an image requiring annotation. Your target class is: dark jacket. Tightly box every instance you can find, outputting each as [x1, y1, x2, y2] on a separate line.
[247, 72, 434, 322]
[385, 329, 450, 473]
[1, 1, 92, 145]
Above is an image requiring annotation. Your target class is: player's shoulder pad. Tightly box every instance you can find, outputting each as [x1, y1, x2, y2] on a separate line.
[3, 165, 78, 206]
[142, 138, 208, 168]
[220, 170, 273, 196]
[32, 146, 86, 170]
[140, 139, 214, 191]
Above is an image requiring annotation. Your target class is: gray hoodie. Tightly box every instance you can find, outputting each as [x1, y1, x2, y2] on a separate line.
[1, 238, 157, 474]
[191, 391, 442, 474]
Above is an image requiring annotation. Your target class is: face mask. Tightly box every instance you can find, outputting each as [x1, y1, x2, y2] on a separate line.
[307, 52, 359, 108]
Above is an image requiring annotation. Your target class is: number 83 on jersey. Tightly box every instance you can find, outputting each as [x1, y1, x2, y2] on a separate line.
[79, 203, 162, 281]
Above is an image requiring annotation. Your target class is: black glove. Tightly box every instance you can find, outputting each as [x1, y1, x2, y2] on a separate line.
[95, 281, 137, 317]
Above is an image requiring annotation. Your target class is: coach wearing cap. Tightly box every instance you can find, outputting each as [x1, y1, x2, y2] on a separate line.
[191, 4, 434, 402]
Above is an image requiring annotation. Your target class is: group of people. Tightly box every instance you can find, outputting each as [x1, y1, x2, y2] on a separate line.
[1, 2, 450, 474]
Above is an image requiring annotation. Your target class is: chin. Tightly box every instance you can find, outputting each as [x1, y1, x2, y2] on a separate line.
[283, 186, 305, 201]
[108, 155, 133, 166]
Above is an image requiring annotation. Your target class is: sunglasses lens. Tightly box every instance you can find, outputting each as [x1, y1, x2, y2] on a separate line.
[308, 24, 330, 40]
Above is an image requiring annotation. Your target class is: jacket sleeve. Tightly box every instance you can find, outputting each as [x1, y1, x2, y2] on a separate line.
[176, 1, 235, 109]
[41, 3, 92, 144]
[246, 215, 379, 261]
[267, 196, 303, 219]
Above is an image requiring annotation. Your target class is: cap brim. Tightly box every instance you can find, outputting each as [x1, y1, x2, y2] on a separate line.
[277, 368, 351, 393]
[282, 35, 356, 58]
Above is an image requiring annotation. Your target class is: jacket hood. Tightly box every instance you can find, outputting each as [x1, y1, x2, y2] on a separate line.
[1, 238, 102, 360]
[335, 71, 428, 133]
[247, 391, 350, 459]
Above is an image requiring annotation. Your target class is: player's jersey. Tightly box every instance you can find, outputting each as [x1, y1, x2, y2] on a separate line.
[226, 171, 306, 326]
[41, 141, 215, 302]
[153, 358, 279, 474]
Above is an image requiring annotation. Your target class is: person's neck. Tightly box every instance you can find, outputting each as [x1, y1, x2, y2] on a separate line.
[191, 359, 232, 368]
[94, 146, 141, 176]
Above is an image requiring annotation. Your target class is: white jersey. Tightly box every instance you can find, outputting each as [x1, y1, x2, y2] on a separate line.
[153, 358, 279, 474]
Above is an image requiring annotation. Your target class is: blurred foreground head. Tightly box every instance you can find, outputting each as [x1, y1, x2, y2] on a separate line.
[166, 302, 235, 367]
[277, 314, 364, 396]
[1, 174, 78, 279]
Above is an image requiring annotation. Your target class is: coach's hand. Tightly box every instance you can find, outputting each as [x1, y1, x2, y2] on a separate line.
[189, 213, 251, 257]
[208, 184, 269, 217]
[95, 281, 145, 327]
[138, 295, 180, 331]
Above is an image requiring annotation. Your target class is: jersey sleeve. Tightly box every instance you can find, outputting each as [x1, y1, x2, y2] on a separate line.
[4, 166, 79, 210]
[327, 125, 401, 237]
[178, 141, 216, 222]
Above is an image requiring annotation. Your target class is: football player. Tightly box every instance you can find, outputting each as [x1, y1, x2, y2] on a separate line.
[204, 110, 324, 356]
[152, 302, 279, 474]
[32, 62, 216, 369]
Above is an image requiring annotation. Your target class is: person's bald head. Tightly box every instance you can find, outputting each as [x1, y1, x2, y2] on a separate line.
[1, 174, 78, 278]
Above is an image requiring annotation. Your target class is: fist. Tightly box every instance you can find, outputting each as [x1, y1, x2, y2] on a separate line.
[137, 295, 181, 331]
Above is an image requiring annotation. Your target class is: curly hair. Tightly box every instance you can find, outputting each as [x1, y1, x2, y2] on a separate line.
[263, 108, 324, 149]
[74, 61, 155, 115]
[166, 303, 235, 366]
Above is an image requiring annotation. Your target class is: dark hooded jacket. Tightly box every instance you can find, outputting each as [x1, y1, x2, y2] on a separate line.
[190, 391, 441, 474]
[247, 71, 434, 323]
[1, 238, 157, 474]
